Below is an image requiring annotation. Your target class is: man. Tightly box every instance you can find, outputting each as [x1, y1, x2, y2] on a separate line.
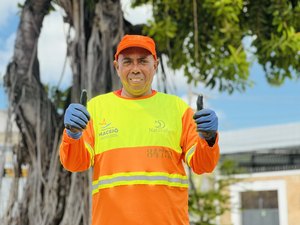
[60, 35, 219, 225]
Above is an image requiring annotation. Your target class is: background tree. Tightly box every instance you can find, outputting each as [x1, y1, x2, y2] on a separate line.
[133, 0, 300, 92]
[188, 160, 243, 225]
[2, 0, 300, 225]
[3, 1, 125, 224]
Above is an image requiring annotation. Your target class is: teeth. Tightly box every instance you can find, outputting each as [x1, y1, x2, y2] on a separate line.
[131, 78, 142, 81]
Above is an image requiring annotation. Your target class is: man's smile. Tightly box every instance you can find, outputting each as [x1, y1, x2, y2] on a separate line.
[129, 76, 144, 84]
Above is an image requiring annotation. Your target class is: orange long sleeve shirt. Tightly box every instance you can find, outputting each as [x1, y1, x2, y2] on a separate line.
[60, 90, 220, 225]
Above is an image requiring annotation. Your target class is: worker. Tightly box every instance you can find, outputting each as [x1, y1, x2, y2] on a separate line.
[60, 34, 220, 225]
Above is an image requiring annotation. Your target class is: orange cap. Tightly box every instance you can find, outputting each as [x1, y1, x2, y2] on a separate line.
[114, 35, 157, 60]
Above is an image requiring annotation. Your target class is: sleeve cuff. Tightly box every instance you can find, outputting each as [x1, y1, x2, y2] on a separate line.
[63, 129, 82, 143]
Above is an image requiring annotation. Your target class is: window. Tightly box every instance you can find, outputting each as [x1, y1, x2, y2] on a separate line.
[241, 190, 279, 225]
[230, 180, 288, 225]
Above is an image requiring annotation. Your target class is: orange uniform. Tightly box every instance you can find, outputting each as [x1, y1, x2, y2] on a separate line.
[60, 90, 219, 225]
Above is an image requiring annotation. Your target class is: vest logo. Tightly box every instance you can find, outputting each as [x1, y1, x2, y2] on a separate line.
[147, 148, 172, 159]
[99, 119, 119, 138]
[149, 120, 171, 133]
[155, 120, 165, 129]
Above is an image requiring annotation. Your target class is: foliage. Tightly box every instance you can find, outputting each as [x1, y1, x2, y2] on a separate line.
[44, 85, 71, 115]
[3, 1, 299, 224]
[132, 0, 300, 93]
[245, 0, 300, 85]
[188, 160, 242, 225]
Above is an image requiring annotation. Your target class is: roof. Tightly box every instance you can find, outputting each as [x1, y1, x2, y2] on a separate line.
[219, 122, 300, 154]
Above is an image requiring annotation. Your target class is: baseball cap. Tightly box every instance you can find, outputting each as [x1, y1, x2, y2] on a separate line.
[114, 35, 157, 60]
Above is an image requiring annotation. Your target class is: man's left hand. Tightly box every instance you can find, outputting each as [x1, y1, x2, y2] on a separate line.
[193, 109, 218, 145]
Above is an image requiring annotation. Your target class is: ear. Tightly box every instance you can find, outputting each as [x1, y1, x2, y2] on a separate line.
[113, 60, 120, 77]
[113, 60, 118, 70]
[154, 58, 159, 71]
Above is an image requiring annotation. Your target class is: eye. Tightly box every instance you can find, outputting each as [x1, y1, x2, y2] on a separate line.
[139, 59, 148, 64]
[122, 59, 131, 66]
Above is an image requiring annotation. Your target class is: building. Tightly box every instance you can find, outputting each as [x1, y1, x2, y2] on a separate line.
[0, 109, 25, 217]
[0, 109, 20, 176]
[218, 122, 300, 225]
[0, 110, 19, 144]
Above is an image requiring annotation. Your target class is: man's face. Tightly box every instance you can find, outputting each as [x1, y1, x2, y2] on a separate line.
[114, 47, 158, 98]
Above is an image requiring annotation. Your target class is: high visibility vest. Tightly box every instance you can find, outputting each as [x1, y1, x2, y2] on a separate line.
[88, 90, 190, 225]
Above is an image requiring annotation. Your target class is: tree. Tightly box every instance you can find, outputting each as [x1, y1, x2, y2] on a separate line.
[188, 160, 243, 225]
[132, 0, 300, 92]
[3, 1, 125, 224]
[2, 0, 300, 225]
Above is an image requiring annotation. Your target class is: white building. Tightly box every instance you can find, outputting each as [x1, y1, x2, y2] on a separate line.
[219, 122, 300, 225]
[0, 110, 24, 218]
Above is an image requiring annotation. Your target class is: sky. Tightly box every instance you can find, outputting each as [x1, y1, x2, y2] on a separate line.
[0, 0, 299, 132]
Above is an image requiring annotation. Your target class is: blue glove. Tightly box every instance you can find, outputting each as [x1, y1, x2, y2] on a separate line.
[64, 103, 90, 139]
[193, 108, 218, 141]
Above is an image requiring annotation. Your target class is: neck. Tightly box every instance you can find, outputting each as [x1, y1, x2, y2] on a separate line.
[120, 88, 152, 98]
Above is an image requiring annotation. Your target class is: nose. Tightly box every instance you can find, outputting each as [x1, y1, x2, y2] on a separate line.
[131, 62, 141, 74]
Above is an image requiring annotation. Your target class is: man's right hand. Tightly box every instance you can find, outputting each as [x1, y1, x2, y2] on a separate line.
[64, 103, 90, 139]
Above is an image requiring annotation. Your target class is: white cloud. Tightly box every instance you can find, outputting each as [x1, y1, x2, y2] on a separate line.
[0, 0, 24, 27]
[121, 0, 153, 25]
[0, 1, 24, 81]
[152, 55, 217, 102]
[38, 7, 72, 89]
[0, 1, 72, 89]
[0, 33, 16, 79]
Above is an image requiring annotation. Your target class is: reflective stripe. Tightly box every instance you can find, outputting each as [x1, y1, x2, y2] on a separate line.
[185, 144, 196, 167]
[92, 172, 188, 194]
[84, 141, 94, 166]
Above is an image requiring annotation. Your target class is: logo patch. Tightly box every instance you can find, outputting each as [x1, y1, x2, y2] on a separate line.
[154, 120, 165, 129]
[99, 119, 119, 139]
[149, 120, 172, 133]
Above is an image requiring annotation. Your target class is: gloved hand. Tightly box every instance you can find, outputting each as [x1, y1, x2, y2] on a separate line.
[193, 109, 218, 145]
[64, 103, 90, 139]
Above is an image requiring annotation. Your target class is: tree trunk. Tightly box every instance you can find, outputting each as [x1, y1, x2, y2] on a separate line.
[58, 0, 123, 99]
[2, 0, 125, 225]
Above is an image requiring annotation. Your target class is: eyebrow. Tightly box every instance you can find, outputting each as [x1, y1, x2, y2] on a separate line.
[121, 55, 149, 61]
